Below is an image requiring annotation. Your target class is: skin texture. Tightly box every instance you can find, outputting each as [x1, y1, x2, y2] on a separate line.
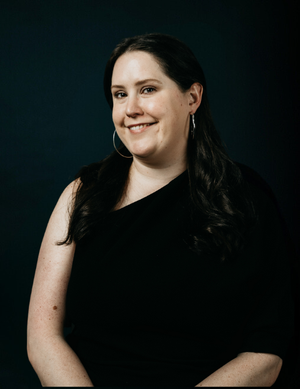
[196, 352, 282, 386]
[27, 50, 283, 387]
[27, 181, 94, 387]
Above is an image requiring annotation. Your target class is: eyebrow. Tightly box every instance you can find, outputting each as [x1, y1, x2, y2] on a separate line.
[111, 78, 163, 90]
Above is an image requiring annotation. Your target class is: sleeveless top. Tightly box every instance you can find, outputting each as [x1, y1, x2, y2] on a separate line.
[65, 169, 294, 386]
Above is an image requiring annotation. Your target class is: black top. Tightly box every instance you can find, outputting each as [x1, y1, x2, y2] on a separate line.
[65, 168, 294, 386]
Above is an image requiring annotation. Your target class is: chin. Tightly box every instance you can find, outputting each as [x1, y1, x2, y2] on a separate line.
[127, 142, 157, 159]
[131, 149, 155, 159]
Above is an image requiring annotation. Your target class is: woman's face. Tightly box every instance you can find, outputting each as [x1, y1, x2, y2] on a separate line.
[111, 51, 194, 165]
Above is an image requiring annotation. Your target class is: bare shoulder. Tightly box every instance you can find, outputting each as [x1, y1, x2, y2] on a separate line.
[37, 178, 80, 253]
[27, 179, 81, 342]
[36, 178, 81, 280]
[51, 178, 80, 228]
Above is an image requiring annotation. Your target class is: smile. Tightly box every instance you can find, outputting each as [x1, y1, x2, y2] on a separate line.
[127, 122, 157, 132]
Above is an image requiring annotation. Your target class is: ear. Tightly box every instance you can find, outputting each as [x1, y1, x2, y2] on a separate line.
[188, 83, 203, 114]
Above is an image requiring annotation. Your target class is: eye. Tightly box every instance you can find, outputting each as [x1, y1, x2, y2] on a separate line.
[142, 87, 156, 94]
[114, 91, 127, 99]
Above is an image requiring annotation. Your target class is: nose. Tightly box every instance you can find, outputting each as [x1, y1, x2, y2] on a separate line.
[125, 94, 143, 118]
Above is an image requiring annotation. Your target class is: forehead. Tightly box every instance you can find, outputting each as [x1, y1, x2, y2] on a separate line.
[111, 51, 166, 84]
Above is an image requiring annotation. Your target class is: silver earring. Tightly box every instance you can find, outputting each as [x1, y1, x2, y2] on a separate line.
[113, 130, 133, 159]
[191, 114, 196, 139]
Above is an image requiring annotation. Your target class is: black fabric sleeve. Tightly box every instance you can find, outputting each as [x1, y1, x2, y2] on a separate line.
[236, 183, 295, 360]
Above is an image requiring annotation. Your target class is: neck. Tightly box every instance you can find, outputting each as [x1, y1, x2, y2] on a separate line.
[129, 154, 187, 187]
[114, 155, 186, 211]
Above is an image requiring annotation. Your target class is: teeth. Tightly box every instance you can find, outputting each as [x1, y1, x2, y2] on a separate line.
[129, 124, 152, 130]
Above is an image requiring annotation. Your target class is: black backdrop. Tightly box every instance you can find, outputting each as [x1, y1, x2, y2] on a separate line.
[1, 0, 299, 387]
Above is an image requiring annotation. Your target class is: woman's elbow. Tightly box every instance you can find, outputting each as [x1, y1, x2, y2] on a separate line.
[27, 340, 36, 366]
[255, 353, 283, 386]
[26, 326, 64, 367]
[27, 334, 40, 368]
[269, 356, 283, 386]
[27, 330, 44, 366]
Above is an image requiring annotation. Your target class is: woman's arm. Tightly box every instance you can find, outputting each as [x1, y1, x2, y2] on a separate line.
[195, 352, 282, 387]
[27, 180, 94, 387]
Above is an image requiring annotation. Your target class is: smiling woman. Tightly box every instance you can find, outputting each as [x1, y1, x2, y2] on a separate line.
[27, 33, 294, 387]
[110, 51, 202, 168]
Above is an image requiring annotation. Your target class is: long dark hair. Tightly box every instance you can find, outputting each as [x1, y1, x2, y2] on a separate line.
[60, 33, 256, 261]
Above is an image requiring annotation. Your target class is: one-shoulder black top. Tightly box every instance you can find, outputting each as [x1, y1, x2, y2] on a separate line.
[65, 169, 294, 386]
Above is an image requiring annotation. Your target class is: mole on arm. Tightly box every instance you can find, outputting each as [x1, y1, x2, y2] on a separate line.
[53, 306, 58, 310]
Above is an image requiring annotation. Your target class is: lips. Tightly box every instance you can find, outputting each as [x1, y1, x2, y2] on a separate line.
[127, 122, 157, 133]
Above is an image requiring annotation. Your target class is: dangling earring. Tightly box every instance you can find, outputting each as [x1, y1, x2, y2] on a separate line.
[113, 130, 133, 159]
[191, 114, 196, 139]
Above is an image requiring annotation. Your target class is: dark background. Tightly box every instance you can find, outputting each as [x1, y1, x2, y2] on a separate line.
[1, 0, 299, 387]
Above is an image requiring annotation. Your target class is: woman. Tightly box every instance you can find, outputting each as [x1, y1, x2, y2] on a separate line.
[27, 33, 294, 386]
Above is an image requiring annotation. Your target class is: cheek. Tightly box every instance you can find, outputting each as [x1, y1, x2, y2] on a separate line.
[146, 100, 166, 118]
[112, 107, 121, 126]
